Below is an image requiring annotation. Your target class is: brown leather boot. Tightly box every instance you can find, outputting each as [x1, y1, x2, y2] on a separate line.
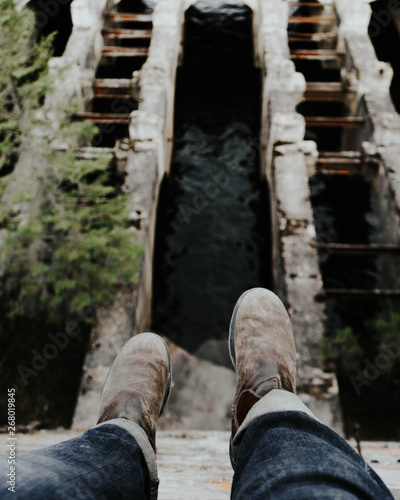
[97, 332, 171, 452]
[229, 288, 297, 466]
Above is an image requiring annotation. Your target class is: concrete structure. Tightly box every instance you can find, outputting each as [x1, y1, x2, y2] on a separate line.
[10, 0, 400, 434]
[258, 0, 341, 429]
[3, 0, 400, 494]
[67, 0, 342, 432]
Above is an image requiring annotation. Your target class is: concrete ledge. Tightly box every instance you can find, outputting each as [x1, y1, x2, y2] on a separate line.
[259, 0, 341, 428]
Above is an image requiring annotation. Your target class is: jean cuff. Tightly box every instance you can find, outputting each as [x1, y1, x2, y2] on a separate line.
[95, 418, 159, 500]
[232, 389, 319, 465]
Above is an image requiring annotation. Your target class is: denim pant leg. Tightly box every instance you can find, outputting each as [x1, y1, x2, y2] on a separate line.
[232, 411, 394, 500]
[1, 424, 148, 500]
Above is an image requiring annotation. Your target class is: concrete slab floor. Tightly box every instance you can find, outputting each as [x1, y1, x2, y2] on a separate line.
[1, 431, 399, 499]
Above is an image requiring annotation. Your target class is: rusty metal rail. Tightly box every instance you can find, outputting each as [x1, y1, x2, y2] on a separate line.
[305, 116, 367, 127]
[319, 151, 362, 158]
[102, 28, 152, 39]
[289, 33, 337, 42]
[291, 50, 341, 62]
[317, 243, 400, 255]
[289, 2, 325, 7]
[93, 79, 132, 98]
[289, 16, 336, 24]
[72, 112, 131, 124]
[104, 12, 152, 23]
[102, 47, 149, 57]
[315, 152, 380, 174]
[305, 82, 344, 101]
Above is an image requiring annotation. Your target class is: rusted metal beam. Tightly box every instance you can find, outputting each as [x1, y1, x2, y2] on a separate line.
[314, 151, 377, 174]
[292, 49, 339, 56]
[289, 33, 337, 42]
[105, 13, 152, 23]
[316, 157, 362, 166]
[315, 162, 363, 175]
[291, 49, 341, 61]
[102, 47, 149, 57]
[289, 2, 325, 7]
[288, 31, 337, 39]
[318, 151, 362, 159]
[317, 243, 400, 255]
[102, 28, 152, 39]
[72, 112, 131, 124]
[93, 79, 132, 98]
[304, 82, 344, 101]
[322, 289, 400, 297]
[288, 16, 336, 24]
[305, 116, 367, 127]
[292, 49, 339, 55]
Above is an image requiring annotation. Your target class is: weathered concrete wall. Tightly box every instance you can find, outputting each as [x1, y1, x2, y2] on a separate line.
[72, 0, 185, 429]
[258, 0, 342, 432]
[72, 0, 400, 432]
[130, 0, 185, 333]
[73, 0, 346, 431]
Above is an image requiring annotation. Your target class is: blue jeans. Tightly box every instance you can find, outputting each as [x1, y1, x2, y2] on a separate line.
[2, 425, 148, 500]
[1, 413, 393, 499]
[232, 412, 393, 500]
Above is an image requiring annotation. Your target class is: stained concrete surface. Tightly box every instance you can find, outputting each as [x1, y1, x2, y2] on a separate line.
[1, 430, 399, 499]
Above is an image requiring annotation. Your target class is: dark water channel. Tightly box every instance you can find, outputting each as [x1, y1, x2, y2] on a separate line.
[152, 2, 271, 357]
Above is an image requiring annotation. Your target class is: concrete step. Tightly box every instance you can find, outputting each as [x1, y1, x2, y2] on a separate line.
[1, 431, 399, 499]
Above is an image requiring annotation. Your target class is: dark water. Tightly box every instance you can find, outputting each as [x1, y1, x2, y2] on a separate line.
[152, 2, 271, 354]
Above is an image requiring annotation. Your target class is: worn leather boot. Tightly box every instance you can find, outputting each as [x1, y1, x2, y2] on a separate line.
[97, 332, 171, 452]
[229, 288, 297, 466]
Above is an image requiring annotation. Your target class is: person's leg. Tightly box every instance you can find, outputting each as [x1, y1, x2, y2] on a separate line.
[1, 332, 171, 500]
[228, 288, 394, 500]
[232, 404, 393, 499]
[8, 422, 148, 500]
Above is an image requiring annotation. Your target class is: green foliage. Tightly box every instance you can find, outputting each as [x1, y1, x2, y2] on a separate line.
[372, 312, 400, 345]
[0, 1, 144, 323]
[0, 0, 53, 175]
[319, 326, 364, 374]
[320, 311, 400, 376]
[1, 117, 144, 322]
